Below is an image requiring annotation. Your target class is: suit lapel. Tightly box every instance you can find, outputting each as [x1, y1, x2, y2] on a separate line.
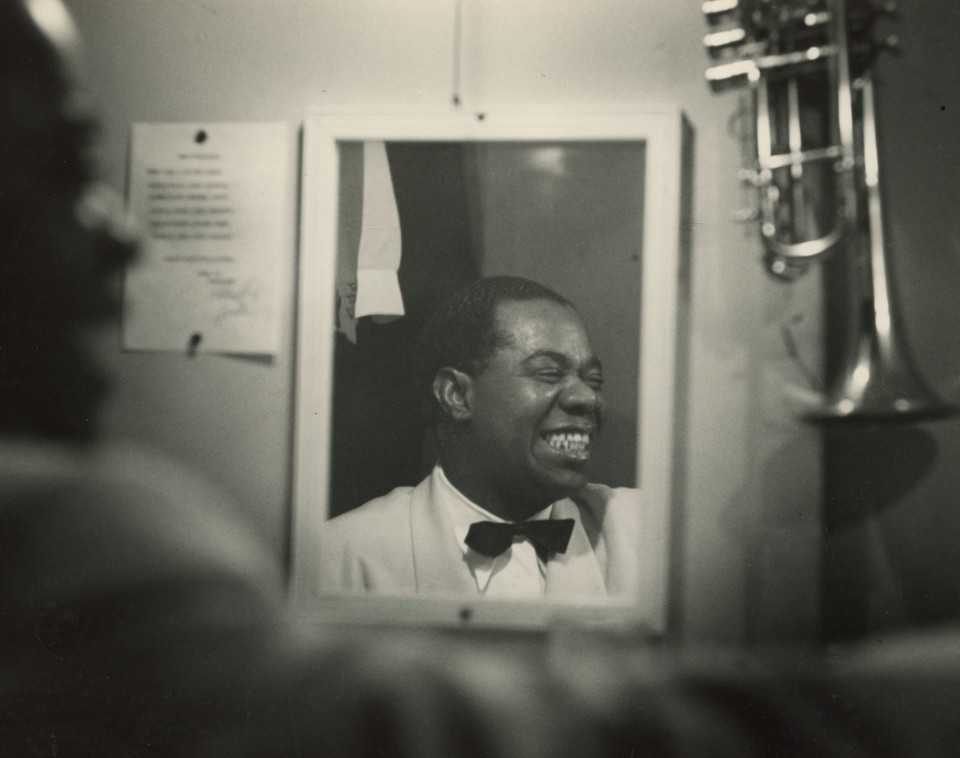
[409, 471, 477, 594]
[544, 498, 607, 597]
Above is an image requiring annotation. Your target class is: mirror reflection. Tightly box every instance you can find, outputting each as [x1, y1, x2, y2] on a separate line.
[319, 141, 646, 599]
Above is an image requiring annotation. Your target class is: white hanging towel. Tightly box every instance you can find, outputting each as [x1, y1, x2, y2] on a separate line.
[354, 141, 404, 321]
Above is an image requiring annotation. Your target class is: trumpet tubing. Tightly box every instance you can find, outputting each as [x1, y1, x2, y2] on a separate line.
[702, 0, 956, 422]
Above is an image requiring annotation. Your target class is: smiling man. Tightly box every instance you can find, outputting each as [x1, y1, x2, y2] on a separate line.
[317, 276, 640, 599]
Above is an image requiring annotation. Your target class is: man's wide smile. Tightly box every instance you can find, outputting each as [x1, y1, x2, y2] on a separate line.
[541, 429, 593, 461]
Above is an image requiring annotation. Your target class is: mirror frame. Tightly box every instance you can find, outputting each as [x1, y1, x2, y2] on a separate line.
[290, 106, 690, 633]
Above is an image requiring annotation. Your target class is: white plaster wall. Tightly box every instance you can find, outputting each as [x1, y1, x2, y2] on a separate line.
[64, 0, 823, 644]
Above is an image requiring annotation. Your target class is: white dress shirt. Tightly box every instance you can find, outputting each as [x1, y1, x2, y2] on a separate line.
[434, 465, 552, 597]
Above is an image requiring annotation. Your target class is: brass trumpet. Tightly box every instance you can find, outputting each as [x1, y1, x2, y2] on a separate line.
[703, 0, 956, 422]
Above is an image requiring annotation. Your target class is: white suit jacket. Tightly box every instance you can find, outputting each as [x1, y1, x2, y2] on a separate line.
[316, 471, 641, 599]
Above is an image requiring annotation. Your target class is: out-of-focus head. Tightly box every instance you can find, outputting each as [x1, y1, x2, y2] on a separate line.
[0, 0, 136, 441]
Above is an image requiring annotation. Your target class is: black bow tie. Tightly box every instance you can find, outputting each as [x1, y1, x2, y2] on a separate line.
[465, 519, 575, 561]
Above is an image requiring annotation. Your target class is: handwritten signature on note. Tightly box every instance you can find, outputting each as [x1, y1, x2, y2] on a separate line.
[211, 277, 262, 323]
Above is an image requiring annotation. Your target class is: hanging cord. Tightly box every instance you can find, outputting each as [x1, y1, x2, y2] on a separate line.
[451, 0, 463, 106]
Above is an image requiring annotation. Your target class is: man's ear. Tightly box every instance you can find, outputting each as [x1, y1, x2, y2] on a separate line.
[432, 367, 474, 422]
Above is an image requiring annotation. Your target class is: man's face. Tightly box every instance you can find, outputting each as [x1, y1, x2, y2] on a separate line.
[463, 298, 605, 514]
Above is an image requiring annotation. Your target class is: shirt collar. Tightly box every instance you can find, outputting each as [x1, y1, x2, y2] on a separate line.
[432, 465, 552, 592]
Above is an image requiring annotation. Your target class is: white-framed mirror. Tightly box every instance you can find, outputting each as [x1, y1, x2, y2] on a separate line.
[290, 107, 690, 633]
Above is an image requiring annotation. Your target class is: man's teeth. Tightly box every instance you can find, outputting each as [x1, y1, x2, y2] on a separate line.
[545, 432, 590, 453]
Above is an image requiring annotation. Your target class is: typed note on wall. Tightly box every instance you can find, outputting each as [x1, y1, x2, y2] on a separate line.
[123, 122, 292, 354]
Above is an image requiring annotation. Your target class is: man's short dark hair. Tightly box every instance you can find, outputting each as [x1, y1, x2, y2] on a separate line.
[413, 276, 572, 426]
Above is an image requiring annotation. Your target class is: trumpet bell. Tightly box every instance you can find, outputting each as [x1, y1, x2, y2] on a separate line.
[807, 328, 959, 423]
[806, 72, 959, 424]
